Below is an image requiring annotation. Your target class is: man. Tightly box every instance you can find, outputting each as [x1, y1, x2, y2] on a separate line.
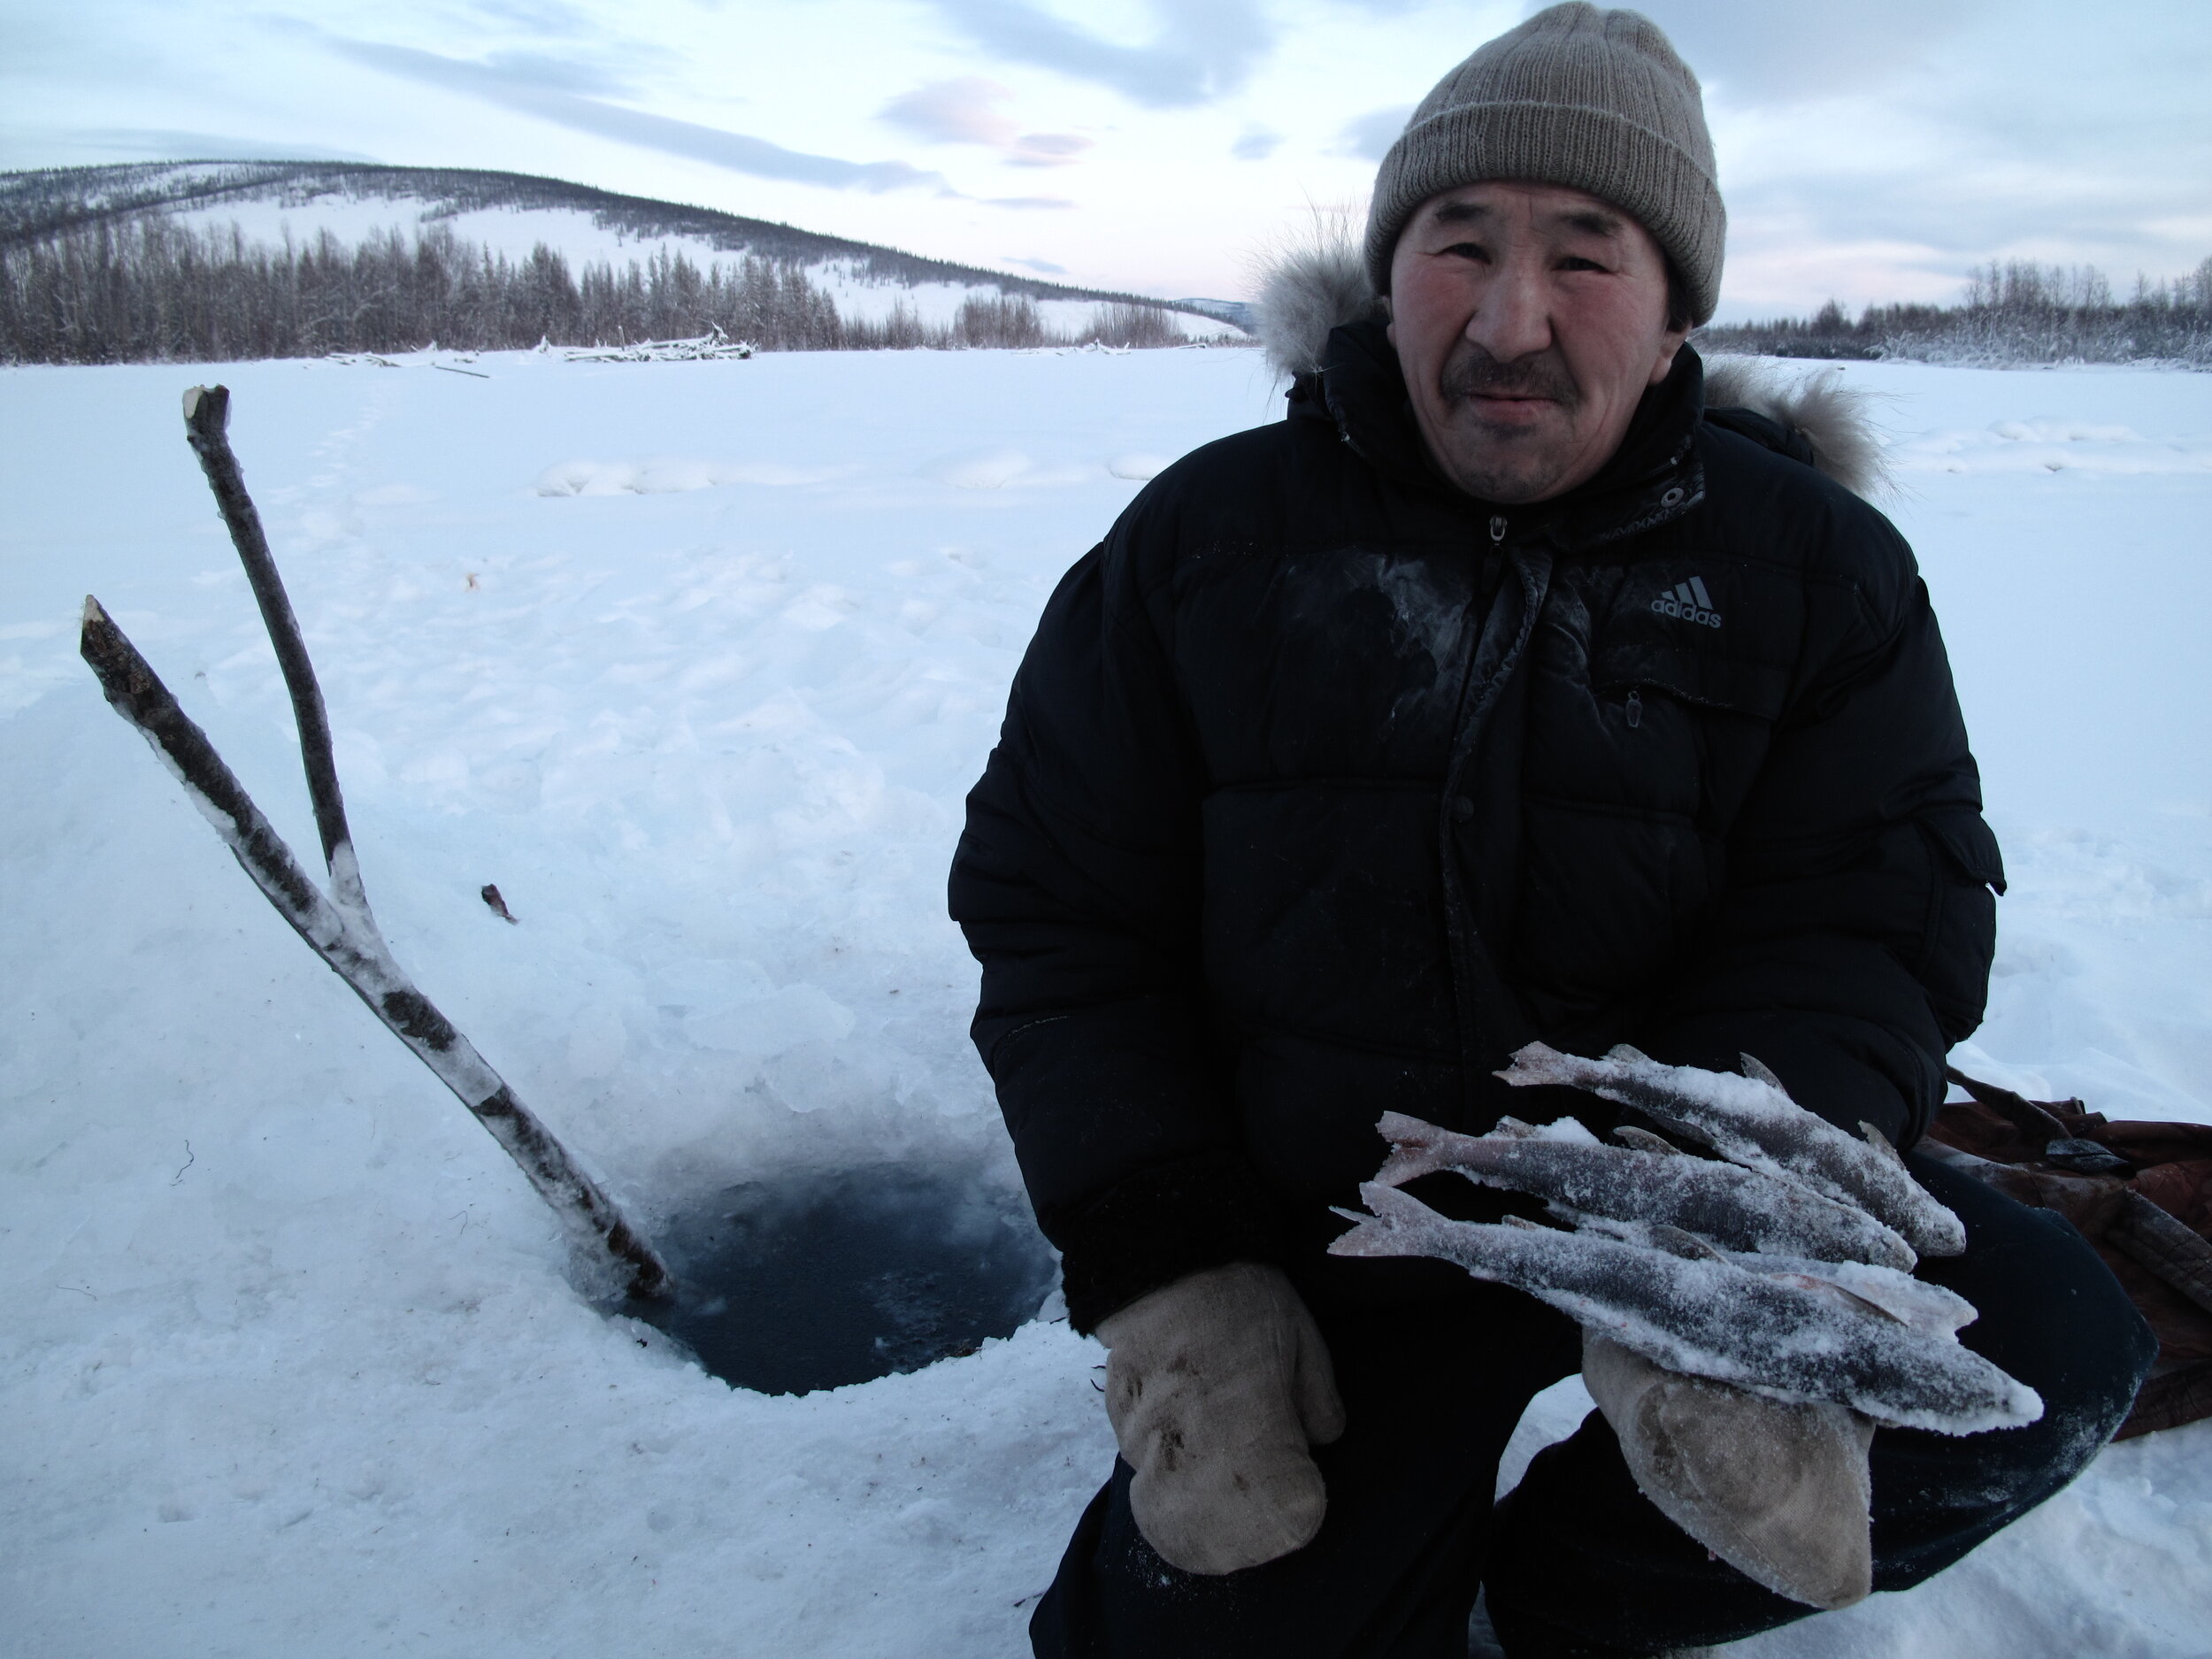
[950, 6, 2152, 1655]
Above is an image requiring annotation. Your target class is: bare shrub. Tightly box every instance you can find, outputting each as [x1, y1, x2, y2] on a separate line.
[0, 219, 852, 362]
[954, 295, 1048, 349]
[844, 301, 939, 350]
[1084, 302, 1182, 349]
[0, 217, 1217, 363]
[1697, 257, 2212, 368]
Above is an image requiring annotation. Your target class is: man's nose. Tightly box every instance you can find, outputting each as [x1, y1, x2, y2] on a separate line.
[1464, 257, 1553, 363]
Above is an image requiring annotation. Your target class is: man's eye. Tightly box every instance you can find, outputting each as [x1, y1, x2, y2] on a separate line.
[1558, 256, 1608, 273]
[1438, 242, 1491, 263]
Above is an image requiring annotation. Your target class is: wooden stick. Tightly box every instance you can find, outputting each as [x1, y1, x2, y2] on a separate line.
[81, 395, 673, 1302]
[180, 384, 372, 923]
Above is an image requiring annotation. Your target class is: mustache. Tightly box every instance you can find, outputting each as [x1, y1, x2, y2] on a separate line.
[1439, 344, 1579, 407]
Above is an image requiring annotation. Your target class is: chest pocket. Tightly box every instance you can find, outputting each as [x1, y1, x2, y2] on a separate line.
[1540, 556, 1801, 826]
[1515, 557, 1803, 1012]
[1590, 556, 1797, 723]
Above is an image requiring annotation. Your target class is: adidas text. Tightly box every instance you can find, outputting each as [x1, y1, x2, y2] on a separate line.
[1652, 575, 1723, 629]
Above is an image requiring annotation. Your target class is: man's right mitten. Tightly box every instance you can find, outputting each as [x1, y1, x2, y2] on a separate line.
[1582, 1333, 1877, 1610]
[1095, 1262, 1347, 1576]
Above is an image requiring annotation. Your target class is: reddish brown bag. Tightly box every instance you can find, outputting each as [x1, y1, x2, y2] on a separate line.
[1924, 1071, 2212, 1439]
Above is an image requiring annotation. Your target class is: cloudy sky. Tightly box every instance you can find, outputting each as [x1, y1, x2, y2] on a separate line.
[4, 0, 2208, 319]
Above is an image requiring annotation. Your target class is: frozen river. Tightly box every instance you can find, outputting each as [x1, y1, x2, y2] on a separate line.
[3, 342, 2208, 1655]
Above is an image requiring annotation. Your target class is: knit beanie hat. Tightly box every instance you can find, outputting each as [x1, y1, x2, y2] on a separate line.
[1363, 3, 1724, 325]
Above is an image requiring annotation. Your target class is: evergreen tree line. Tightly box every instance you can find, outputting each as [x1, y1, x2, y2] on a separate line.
[1698, 257, 2212, 366]
[0, 219, 1191, 364]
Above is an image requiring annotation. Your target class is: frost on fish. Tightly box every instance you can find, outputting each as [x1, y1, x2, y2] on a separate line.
[1338, 1049, 2029, 1432]
[1495, 1043, 1968, 1258]
[1724, 1253, 1978, 1339]
[1373, 1111, 1916, 1271]
[1329, 1184, 2039, 1435]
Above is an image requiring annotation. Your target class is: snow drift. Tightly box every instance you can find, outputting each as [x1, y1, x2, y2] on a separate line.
[2, 344, 2208, 1655]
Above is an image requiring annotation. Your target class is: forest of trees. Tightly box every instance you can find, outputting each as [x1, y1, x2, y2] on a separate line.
[7, 211, 2205, 369]
[1697, 257, 2212, 366]
[0, 219, 1190, 364]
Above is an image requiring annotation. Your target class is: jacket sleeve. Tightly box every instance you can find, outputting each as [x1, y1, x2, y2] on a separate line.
[949, 508, 1287, 1333]
[1639, 520, 2003, 1150]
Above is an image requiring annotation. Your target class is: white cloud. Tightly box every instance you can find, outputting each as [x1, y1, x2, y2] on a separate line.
[1629, 0, 1991, 104]
[320, 34, 947, 193]
[879, 78, 1094, 167]
[1337, 105, 1412, 161]
[0, 0, 2203, 311]
[0, 127, 379, 165]
[917, 0, 1275, 107]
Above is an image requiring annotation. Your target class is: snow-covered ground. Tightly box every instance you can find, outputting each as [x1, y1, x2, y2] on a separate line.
[2, 346, 2208, 1656]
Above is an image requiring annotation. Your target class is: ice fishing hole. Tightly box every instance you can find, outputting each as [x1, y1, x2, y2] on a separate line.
[634, 1164, 1058, 1394]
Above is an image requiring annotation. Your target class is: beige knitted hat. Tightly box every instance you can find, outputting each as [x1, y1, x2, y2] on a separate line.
[1363, 2, 1724, 324]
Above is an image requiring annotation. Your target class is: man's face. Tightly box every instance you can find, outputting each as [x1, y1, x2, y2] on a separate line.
[1386, 181, 1690, 504]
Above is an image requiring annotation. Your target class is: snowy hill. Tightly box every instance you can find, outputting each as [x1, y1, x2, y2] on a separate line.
[0, 161, 1241, 346]
[2, 349, 2208, 1654]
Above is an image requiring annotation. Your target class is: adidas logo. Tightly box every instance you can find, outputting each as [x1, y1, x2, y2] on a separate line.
[1652, 575, 1723, 629]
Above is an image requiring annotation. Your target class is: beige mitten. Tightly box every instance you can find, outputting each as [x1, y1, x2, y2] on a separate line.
[1095, 1262, 1347, 1575]
[1582, 1333, 1877, 1609]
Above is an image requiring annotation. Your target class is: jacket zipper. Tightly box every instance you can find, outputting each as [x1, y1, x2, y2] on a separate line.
[1625, 687, 1643, 728]
[1436, 536, 1554, 1113]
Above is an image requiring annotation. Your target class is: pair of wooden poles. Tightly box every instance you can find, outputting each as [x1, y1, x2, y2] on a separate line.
[81, 385, 671, 1301]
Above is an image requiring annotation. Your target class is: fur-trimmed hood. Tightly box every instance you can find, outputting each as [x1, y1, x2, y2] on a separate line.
[1253, 239, 1887, 500]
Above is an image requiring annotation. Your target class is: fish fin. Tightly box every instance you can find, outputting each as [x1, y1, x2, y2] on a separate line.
[1354, 1186, 1460, 1239]
[1501, 1215, 1551, 1232]
[1330, 1184, 1455, 1257]
[1858, 1122, 1904, 1165]
[1782, 1274, 1909, 1325]
[1740, 1052, 1793, 1096]
[1326, 1221, 1401, 1259]
[1490, 1115, 1543, 1139]
[1605, 1043, 1655, 1065]
[1376, 1110, 1442, 1143]
[1647, 1225, 1727, 1262]
[1495, 1042, 1574, 1087]
[1372, 1113, 1461, 1186]
[1327, 1208, 1395, 1258]
[1613, 1125, 1683, 1156]
[1555, 1210, 1650, 1248]
[1371, 1154, 1431, 1187]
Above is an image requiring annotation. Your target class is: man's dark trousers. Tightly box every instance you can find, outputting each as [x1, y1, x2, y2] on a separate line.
[1029, 1158, 2154, 1659]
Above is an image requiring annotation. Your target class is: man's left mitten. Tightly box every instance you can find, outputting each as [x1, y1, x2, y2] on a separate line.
[1095, 1262, 1347, 1575]
[1583, 1333, 1877, 1610]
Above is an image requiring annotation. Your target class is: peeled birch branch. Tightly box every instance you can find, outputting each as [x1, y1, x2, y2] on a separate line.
[181, 384, 368, 918]
[80, 386, 670, 1300]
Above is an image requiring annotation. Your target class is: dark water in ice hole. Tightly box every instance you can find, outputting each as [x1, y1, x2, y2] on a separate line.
[633, 1164, 1060, 1395]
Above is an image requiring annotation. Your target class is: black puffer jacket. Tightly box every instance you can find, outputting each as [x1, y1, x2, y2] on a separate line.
[950, 323, 2003, 1331]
